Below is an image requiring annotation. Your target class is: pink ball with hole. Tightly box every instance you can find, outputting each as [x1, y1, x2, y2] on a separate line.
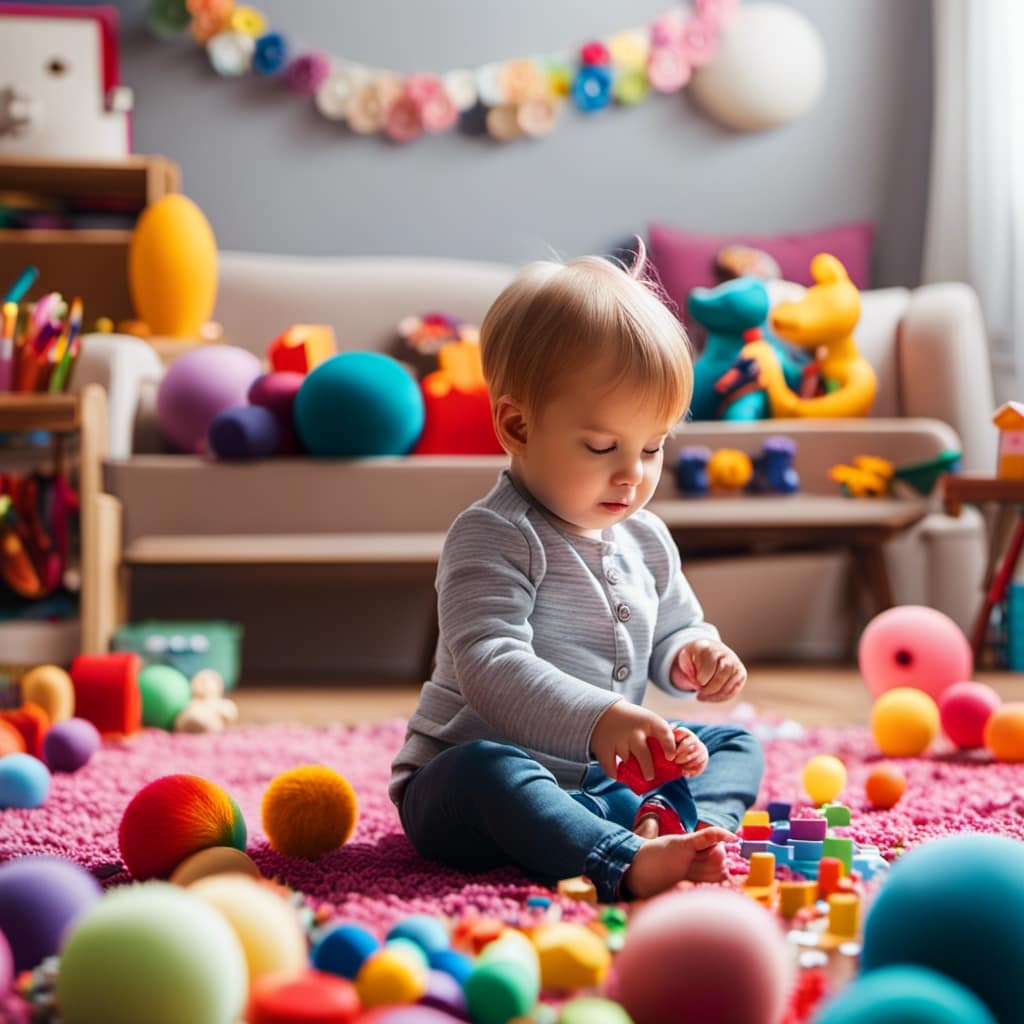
[939, 680, 1002, 749]
[156, 345, 263, 453]
[858, 605, 973, 700]
[612, 888, 792, 1024]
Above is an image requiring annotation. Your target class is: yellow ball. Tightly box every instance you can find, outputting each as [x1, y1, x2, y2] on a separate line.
[129, 194, 217, 337]
[356, 947, 428, 1007]
[261, 765, 358, 859]
[188, 874, 307, 984]
[708, 449, 754, 491]
[870, 686, 940, 757]
[802, 754, 847, 805]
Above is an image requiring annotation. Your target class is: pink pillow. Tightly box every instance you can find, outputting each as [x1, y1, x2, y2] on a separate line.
[647, 220, 875, 316]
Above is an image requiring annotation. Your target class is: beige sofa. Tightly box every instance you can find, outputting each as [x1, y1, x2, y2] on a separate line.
[78, 252, 996, 680]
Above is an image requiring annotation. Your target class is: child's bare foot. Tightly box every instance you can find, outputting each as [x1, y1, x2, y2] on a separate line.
[622, 827, 736, 898]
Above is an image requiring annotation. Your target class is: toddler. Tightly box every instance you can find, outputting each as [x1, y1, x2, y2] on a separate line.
[390, 247, 764, 901]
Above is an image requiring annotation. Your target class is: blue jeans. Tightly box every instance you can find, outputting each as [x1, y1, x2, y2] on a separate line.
[397, 721, 764, 902]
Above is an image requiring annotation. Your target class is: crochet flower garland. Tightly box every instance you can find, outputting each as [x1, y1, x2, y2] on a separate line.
[148, 0, 737, 143]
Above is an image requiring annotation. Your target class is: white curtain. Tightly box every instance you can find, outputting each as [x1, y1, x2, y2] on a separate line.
[923, 0, 1024, 375]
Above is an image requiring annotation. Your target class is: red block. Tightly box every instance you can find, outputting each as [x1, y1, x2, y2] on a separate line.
[740, 824, 773, 841]
[616, 736, 683, 794]
[70, 652, 141, 734]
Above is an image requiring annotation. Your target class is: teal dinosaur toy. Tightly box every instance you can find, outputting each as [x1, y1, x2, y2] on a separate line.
[687, 277, 805, 421]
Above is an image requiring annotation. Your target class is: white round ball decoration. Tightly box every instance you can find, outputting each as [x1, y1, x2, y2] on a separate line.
[690, 2, 826, 132]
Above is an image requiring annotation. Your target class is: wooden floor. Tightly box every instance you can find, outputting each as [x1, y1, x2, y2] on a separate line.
[233, 664, 1024, 728]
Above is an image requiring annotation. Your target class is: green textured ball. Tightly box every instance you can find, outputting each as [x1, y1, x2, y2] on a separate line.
[138, 665, 192, 730]
[56, 882, 247, 1024]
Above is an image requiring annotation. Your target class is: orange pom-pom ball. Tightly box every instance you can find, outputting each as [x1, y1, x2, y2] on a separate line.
[261, 765, 358, 859]
[984, 702, 1024, 763]
[864, 765, 907, 809]
[118, 774, 247, 880]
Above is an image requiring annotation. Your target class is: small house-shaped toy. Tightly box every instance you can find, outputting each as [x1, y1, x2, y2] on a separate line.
[993, 401, 1024, 479]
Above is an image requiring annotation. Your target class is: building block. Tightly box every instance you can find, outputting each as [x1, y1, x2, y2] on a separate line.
[69, 653, 142, 734]
[790, 840, 824, 861]
[817, 857, 844, 898]
[767, 841, 793, 864]
[740, 840, 770, 859]
[743, 851, 777, 904]
[740, 824, 772, 841]
[742, 809, 770, 828]
[268, 324, 337, 374]
[818, 893, 860, 949]
[822, 837, 854, 873]
[779, 881, 818, 918]
[766, 800, 791, 822]
[789, 817, 828, 841]
[822, 803, 851, 827]
[770, 823, 791, 845]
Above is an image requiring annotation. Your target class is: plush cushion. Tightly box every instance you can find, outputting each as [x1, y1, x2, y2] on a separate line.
[648, 220, 875, 316]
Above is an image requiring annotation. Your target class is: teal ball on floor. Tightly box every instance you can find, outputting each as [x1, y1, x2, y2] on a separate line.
[860, 834, 1024, 1024]
[813, 965, 997, 1023]
[294, 352, 425, 456]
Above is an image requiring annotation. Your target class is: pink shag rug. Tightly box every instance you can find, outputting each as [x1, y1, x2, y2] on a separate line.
[3, 716, 1024, 932]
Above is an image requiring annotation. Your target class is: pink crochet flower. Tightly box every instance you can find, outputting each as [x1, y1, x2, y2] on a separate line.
[650, 13, 682, 48]
[680, 19, 720, 68]
[386, 93, 424, 143]
[284, 51, 331, 96]
[696, 0, 739, 30]
[647, 46, 691, 94]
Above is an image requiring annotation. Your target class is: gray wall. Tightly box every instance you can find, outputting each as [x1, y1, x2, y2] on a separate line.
[94, 0, 932, 286]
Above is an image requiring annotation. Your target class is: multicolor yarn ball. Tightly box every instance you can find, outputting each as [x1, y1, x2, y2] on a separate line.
[118, 774, 247, 881]
[261, 765, 358, 859]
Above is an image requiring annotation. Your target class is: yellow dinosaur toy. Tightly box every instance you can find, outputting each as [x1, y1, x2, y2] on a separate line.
[743, 253, 877, 418]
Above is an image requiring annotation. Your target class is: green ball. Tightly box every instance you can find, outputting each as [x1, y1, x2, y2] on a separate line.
[465, 960, 537, 1024]
[813, 965, 997, 1023]
[559, 997, 635, 1024]
[56, 882, 247, 1024]
[138, 665, 192, 729]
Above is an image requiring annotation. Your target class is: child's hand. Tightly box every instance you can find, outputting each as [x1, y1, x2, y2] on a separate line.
[591, 701, 676, 783]
[671, 639, 747, 703]
[672, 726, 709, 776]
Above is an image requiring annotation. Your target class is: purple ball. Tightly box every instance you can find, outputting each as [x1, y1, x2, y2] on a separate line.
[419, 969, 467, 1017]
[42, 718, 101, 773]
[0, 857, 101, 972]
[249, 371, 304, 453]
[207, 404, 283, 459]
[156, 345, 262, 453]
[0, 929, 11, 993]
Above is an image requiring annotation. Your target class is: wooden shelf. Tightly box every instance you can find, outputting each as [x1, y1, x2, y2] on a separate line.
[0, 155, 181, 323]
[0, 395, 81, 433]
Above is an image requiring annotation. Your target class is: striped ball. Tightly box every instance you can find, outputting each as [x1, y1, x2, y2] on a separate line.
[118, 774, 247, 881]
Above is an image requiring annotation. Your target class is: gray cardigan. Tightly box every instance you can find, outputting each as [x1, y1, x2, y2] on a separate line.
[389, 471, 719, 805]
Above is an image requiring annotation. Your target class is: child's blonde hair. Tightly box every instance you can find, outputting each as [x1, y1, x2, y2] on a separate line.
[480, 243, 693, 425]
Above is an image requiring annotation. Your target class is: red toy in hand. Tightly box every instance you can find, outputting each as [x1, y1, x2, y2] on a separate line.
[616, 736, 684, 794]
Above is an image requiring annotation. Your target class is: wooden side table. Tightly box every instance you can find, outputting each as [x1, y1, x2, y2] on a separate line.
[943, 475, 1024, 660]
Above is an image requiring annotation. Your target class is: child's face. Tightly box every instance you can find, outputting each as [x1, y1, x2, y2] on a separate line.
[517, 367, 674, 538]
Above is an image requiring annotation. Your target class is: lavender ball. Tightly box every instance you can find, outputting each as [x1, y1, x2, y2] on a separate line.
[43, 718, 101, 773]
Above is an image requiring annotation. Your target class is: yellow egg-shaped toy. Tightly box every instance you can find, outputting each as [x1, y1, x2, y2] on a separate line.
[19, 664, 74, 723]
[187, 873, 307, 984]
[870, 686, 940, 757]
[129, 194, 217, 337]
[802, 754, 847, 805]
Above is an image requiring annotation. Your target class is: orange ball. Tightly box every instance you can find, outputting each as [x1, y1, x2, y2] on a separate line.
[261, 765, 358, 859]
[865, 765, 907, 809]
[0, 720, 26, 757]
[984, 702, 1024, 763]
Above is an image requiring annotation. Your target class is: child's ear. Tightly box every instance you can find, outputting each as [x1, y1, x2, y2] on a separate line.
[494, 395, 528, 454]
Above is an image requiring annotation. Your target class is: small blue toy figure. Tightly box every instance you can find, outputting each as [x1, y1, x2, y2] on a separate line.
[675, 446, 711, 496]
[750, 436, 800, 494]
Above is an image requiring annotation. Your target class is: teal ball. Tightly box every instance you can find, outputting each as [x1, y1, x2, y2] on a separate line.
[0, 753, 50, 808]
[312, 921, 379, 980]
[813, 965, 997, 1023]
[56, 882, 247, 1024]
[387, 914, 450, 955]
[294, 352, 424, 456]
[861, 834, 1024, 1024]
[138, 665, 192, 730]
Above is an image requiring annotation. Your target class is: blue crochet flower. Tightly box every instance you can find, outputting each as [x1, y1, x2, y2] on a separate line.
[253, 31, 288, 77]
[571, 64, 613, 112]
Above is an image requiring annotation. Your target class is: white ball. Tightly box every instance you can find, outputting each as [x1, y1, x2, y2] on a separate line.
[691, 2, 826, 132]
